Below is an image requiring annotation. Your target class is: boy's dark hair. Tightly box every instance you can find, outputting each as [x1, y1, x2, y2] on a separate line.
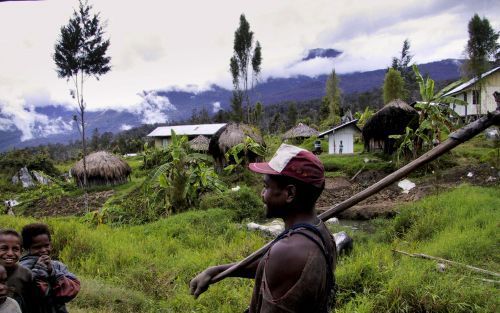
[272, 174, 325, 209]
[21, 223, 51, 250]
[0, 229, 21, 239]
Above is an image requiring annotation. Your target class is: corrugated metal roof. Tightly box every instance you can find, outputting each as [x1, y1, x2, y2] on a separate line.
[443, 66, 500, 97]
[318, 119, 361, 137]
[147, 123, 226, 137]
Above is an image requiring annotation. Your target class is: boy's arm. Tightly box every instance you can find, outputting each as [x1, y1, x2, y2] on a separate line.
[49, 262, 80, 302]
[32, 261, 80, 303]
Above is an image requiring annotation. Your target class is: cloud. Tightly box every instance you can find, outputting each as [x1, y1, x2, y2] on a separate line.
[0, 0, 499, 142]
[134, 91, 176, 124]
[120, 124, 133, 131]
[0, 96, 73, 141]
[212, 101, 222, 113]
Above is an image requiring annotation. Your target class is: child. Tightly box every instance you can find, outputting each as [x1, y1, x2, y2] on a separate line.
[0, 264, 21, 313]
[0, 229, 34, 313]
[20, 223, 80, 313]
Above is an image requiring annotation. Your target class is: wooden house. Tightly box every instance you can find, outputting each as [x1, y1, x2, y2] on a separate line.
[444, 66, 500, 117]
[319, 120, 361, 154]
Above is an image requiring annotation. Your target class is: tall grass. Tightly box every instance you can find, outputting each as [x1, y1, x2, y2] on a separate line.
[0, 185, 498, 312]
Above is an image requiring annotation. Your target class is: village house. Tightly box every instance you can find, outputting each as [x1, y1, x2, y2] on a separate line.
[444, 66, 500, 117]
[362, 99, 418, 154]
[319, 119, 361, 154]
[147, 123, 226, 148]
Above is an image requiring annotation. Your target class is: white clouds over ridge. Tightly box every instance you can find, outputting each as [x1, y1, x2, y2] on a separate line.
[0, 0, 499, 141]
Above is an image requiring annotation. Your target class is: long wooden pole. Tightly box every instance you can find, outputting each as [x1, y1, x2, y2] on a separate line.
[211, 109, 500, 283]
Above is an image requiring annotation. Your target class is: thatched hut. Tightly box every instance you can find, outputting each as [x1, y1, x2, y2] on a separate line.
[282, 123, 319, 142]
[71, 151, 132, 187]
[189, 135, 210, 152]
[362, 99, 418, 154]
[208, 123, 265, 171]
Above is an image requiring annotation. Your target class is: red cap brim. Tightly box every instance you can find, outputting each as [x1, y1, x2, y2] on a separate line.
[248, 162, 280, 174]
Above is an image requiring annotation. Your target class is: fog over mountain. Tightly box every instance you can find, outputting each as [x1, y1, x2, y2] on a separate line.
[0, 47, 463, 152]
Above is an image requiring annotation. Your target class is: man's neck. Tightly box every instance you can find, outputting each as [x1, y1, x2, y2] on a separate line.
[283, 210, 317, 229]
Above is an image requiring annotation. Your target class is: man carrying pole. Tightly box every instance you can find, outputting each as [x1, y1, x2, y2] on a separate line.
[190, 105, 499, 313]
[190, 144, 336, 313]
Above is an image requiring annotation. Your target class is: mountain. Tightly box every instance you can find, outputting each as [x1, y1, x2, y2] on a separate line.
[0, 59, 462, 151]
[301, 48, 343, 61]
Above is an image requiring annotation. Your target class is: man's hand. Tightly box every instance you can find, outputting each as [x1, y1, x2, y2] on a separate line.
[189, 269, 214, 299]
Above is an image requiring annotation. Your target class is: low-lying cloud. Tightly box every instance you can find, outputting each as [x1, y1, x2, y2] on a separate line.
[0, 96, 73, 141]
[134, 91, 176, 124]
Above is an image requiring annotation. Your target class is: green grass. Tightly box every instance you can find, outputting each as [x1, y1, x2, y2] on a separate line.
[319, 153, 393, 176]
[335, 185, 500, 312]
[0, 185, 498, 312]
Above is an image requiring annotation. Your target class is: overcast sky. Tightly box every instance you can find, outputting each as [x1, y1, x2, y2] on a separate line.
[0, 0, 499, 140]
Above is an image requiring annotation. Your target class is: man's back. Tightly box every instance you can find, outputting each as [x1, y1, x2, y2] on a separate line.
[249, 221, 336, 313]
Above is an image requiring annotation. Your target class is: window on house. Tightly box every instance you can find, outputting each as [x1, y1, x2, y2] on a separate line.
[472, 90, 480, 105]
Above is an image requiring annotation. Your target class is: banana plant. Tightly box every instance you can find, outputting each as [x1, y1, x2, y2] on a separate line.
[146, 130, 226, 214]
[224, 136, 266, 173]
[391, 66, 468, 165]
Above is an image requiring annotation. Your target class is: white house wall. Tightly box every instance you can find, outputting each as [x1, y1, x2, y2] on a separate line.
[328, 128, 355, 154]
[450, 71, 500, 116]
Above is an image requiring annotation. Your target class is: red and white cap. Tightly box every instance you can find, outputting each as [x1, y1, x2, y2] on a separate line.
[249, 144, 325, 188]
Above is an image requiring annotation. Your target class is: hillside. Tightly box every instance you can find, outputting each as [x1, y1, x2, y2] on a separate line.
[0, 59, 462, 151]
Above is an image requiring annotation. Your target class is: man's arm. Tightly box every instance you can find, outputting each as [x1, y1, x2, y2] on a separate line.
[190, 258, 260, 299]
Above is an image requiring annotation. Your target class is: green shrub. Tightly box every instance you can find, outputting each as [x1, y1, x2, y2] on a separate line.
[300, 136, 328, 152]
[199, 186, 265, 222]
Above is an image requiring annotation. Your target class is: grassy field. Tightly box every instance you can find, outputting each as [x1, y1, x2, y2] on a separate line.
[0, 185, 498, 312]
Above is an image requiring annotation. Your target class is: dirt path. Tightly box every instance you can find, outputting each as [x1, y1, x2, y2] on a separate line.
[316, 164, 499, 220]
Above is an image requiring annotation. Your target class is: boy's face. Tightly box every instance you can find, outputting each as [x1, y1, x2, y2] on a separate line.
[29, 234, 52, 257]
[0, 234, 21, 269]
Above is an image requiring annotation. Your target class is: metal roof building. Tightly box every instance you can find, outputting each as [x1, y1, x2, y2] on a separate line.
[147, 123, 226, 148]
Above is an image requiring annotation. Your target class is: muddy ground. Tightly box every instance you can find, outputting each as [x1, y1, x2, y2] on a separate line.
[23, 190, 114, 218]
[19, 164, 498, 220]
[316, 164, 499, 220]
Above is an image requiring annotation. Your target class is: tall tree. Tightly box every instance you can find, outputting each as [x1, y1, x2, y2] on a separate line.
[90, 127, 100, 151]
[54, 0, 111, 187]
[286, 103, 298, 128]
[230, 14, 262, 123]
[462, 14, 499, 79]
[383, 68, 405, 103]
[391, 39, 418, 101]
[325, 69, 341, 124]
[253, 101, 263, 126]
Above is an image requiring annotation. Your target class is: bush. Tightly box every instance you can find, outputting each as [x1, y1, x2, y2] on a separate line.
[199, 186, 265, 222]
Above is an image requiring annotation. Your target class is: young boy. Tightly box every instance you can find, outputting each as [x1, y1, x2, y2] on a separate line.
[20, 223, 80, 313]
[0, 264, 21, 313]
[0, 229, 34, 313]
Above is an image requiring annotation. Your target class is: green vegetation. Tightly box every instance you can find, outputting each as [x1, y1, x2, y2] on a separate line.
[199, 185, 264, 222]
[335, 185, 500, 312]
[1, 185, 498, 312]
[319, 153, 393, 176]
[383, 68, 405, 103]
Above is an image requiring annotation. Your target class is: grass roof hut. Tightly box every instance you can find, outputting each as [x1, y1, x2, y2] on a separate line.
[362, 99, 418, 154]
[282, 123, 319, 143]
[208, 123, 265, 171]
[189, 135, 210, 152]
[71, 151, 132, 187]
